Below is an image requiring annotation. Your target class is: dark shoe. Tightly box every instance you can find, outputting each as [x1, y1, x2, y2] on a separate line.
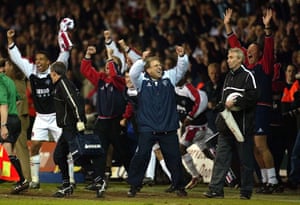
[240, 194, 251, 200]
[11, 180, 29, 194]
[176, 188, 187, 197]
[53, 185, 73, 197]
[286, 181, 298, 190]
[142, 177, 155, 186]
[165, 185, 176, 193]
[256, 183, 267, 194]
[29, 181, 40, 189]
[274, 183, 284, 193]
[203, 190, 224, 198]
[95, 180, 106, 198]
[85, 182, 98, 191]
[263, 183, 282, 194]
[127, 186, 139, 197]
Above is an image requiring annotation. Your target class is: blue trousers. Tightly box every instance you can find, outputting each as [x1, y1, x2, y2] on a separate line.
[127, 131, 185, 189]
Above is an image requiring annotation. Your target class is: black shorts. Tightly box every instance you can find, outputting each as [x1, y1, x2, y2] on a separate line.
[0, 114, 21, 144]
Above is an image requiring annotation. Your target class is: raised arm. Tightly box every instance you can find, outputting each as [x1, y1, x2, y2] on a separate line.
[261, 9, 274, 75]
[263, 9, 273, 36]
[104, 30, 126, 74]
[223, 8, 233, 35]
[57, 17, 75, 67]
[118, 39, 142, 64]
[129, 51, 151, 91]
[80, 46, 100, 86]
[7, 29, 34, 78]
[223, 9, 247, 60]
[168, 45, 189, 85]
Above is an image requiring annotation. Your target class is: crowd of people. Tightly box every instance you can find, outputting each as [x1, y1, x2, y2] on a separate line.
[0, 0, 300, 200]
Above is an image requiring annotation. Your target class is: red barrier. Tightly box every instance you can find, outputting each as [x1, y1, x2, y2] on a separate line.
[27, 141, 56, 172]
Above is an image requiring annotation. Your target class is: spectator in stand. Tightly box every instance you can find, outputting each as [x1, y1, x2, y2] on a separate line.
[285, 68, 300, 190]
[281, 64, 300, 190]
[223, 8, 280, 194]
[275, 35, 294, 68]
[204, 63, 224, 133]
[268, 62, 285, 190]
[127, 46, 189, 197]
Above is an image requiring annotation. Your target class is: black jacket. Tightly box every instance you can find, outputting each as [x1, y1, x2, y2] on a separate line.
[216, 65, 258, 137]
[53, 76, 86, 128]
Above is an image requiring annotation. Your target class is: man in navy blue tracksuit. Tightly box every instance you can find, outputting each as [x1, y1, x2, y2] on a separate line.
[127, 46, 189, 197]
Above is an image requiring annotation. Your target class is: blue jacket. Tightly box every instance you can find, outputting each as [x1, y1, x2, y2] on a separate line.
[129, 55, 189, 132]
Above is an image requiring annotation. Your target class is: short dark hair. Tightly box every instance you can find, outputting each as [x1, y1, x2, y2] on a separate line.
[35, 50, 50, 60]
[50, 61, 67, 76]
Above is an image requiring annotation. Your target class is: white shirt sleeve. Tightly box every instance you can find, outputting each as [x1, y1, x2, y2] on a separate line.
[129, 59, 145, 92]
[8, 44, 34, 78]
[166, 54, 189, 86]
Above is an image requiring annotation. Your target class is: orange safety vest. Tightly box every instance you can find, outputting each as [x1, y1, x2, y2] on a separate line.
[281, 80, 300, 103]
[0, 145, 20, 181]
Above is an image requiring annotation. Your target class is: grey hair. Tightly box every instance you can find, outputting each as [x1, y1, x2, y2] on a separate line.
[228, 47, 245, 63]
[50, 61, 67, 75]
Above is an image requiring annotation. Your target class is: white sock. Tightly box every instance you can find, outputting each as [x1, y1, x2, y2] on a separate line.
[159, 159, 171, 180]
[67, 153, 75, 184]
[182, 153, 199, 178]
[267, 168, 278, 184]
[145, 151, 156, 180]
[30, 155, 40, 183]
[260, 169, 268, 184]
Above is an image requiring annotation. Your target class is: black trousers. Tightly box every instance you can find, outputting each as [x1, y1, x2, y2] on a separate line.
[209, 133, 254, 196]
[53, 127, 102, 182]
[94, 117, 131, 178]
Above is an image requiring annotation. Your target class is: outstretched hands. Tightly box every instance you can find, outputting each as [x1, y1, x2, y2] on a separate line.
[223, 8, 232, 25]
[263, 8, 273, 27]
[141, 45, 184, 61]
[223, 8, 233, 34]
